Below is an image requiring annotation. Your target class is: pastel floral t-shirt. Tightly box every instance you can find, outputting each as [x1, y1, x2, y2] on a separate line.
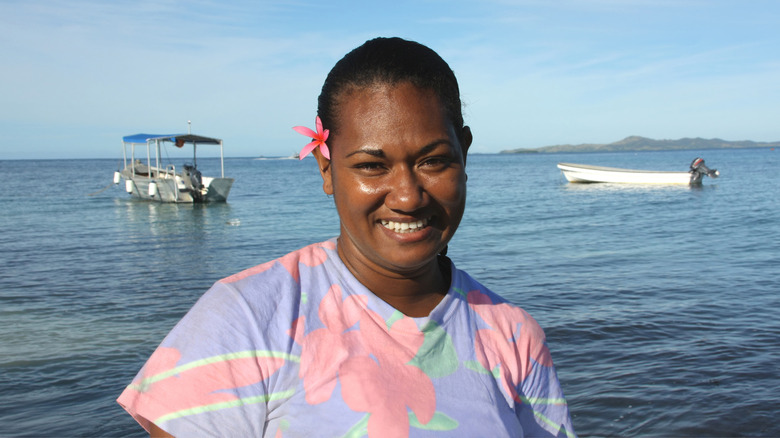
[118, 239, 576, 437]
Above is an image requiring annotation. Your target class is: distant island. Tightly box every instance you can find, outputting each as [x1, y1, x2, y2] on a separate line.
[500, 136, 780, 154]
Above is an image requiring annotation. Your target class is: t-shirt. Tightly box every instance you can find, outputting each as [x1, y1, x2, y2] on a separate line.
[118, 239, 576, 437]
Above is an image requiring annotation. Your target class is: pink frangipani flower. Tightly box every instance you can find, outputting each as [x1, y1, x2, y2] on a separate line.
[292, 116, 330, 160]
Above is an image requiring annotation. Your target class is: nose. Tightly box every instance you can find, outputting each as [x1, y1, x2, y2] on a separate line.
[384, 166, 427, 212]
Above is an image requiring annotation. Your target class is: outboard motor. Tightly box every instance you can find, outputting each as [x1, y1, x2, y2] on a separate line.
[689, 158, 719, 184]
[182, 164, 204, 201]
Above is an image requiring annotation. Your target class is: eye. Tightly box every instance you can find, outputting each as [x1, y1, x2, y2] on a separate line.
[355, 162, 381, 169]
[419, 156, 452, 169]
[353, 161, 386, 173]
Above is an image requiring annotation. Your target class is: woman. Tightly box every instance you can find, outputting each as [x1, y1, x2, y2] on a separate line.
[119, 37, 576, 437]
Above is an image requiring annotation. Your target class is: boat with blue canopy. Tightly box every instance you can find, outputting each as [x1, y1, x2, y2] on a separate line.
[114, 131, 234, 203]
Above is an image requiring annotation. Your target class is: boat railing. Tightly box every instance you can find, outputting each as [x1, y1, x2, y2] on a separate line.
[149, 164, 178, 179]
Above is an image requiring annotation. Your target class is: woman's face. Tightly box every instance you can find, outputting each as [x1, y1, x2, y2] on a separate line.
[316, 82, 471, 277]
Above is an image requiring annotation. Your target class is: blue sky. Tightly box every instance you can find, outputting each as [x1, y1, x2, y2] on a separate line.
[1, 0, 778, 159]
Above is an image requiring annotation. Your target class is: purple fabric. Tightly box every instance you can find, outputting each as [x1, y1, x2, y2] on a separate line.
[118, 239, 576, 437]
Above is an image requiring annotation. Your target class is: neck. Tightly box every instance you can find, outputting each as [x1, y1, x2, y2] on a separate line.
[337, 240, 450, 318]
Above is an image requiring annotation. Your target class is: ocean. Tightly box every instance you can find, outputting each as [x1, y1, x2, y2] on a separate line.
[0, 148, 777, 437]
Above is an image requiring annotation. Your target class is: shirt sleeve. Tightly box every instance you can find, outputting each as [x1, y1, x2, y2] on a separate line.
[117, 280, 288, 437]
[462, 279, 577, 437]
[515, 351, 577, 437]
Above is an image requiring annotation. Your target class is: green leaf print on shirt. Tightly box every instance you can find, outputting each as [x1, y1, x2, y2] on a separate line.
[408, 321, 458, 378]
[464, 360, 501, 379]
[342, 411, 458, 438]
[410, 411, 458, 431]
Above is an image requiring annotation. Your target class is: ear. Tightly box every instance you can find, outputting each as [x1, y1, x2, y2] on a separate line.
[460, 126, 473, 165]
[313, 148, 333, 195]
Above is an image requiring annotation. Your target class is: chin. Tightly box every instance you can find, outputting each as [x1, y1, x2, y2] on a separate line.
[377, 244, 446, 271]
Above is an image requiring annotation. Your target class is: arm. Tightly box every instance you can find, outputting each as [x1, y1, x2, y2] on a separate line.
[119, 280, 281, 436]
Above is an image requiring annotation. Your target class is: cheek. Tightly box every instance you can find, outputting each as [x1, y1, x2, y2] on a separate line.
[427, 173, 467, 205]
[331, 163, 390, 198]
[332, 174, 385, 215]
[334, 176, 383, 199]
[355, 180, 384, 196]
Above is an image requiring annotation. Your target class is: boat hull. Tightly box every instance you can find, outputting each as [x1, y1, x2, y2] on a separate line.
[557, 163, 695, 184]
[201, 177, 234, 202]
[121, 171, 234, 203]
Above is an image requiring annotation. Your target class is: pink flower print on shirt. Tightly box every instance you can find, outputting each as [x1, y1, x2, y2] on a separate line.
[467, 290, 553, 403]
[119, 347, 285, 425]
[277, 240, 334, 282]
[339, 311, 436, 437]
[222, 240, 335, 284]
[220, 259, 276, 284]
[290, 284, 369, 404]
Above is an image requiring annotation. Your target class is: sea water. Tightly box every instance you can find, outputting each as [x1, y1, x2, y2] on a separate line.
[0, 149, 777, 436]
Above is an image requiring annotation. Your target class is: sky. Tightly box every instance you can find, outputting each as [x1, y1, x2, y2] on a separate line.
[1, 0, 778, 159]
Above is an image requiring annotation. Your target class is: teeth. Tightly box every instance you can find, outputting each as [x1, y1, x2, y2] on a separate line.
[381, 218, 429, 234]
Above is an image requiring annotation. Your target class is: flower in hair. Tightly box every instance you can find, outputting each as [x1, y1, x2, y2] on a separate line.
[292, 116, 330, 160]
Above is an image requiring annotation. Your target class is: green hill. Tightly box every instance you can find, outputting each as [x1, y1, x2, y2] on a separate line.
[500, 136, 780, 154]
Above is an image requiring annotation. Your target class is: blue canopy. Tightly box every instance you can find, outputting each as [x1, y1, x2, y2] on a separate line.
[122, 133, 222, 145]
[122, 134, 175, 143]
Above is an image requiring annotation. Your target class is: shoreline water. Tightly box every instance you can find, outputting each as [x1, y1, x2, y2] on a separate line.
[1, 149, 777, 436]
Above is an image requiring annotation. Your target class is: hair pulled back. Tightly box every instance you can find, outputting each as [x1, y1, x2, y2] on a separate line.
[318, 37, 464, 140]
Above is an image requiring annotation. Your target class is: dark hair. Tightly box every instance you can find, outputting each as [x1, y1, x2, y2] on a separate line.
[317, 37, 464, 139]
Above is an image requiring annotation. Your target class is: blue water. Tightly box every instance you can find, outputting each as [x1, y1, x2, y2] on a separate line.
[1, 149, 777, 437]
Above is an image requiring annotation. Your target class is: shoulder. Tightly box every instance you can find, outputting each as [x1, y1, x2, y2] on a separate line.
[164, 239, 341, 347]
[451, 265, 546, 342]
[450, 265, 555, 391]
[185, 239, 341, 326]
[220, 239, 338, 286]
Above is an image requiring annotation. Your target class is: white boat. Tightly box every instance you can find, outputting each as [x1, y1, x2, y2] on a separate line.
[114, 133, 234, 202]
[557, 158, 719, 185]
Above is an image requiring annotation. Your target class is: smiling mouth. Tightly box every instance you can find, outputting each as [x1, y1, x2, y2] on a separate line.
[381, 217, 430, 234]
